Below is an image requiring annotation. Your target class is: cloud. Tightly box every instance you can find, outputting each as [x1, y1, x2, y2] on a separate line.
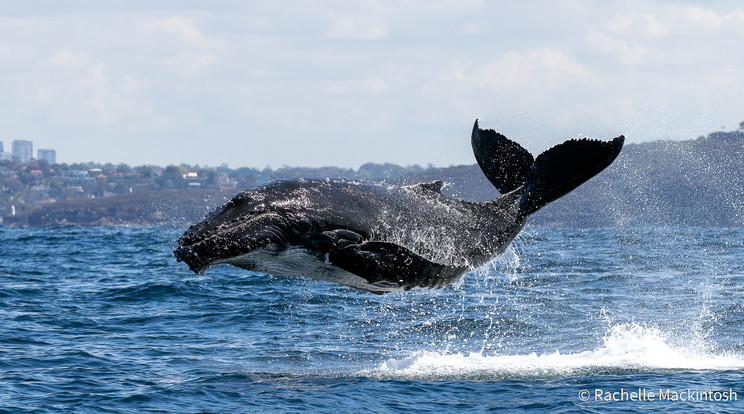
[449, 48, 591, 94]
[0, 16, 51, 32]
[321, 8, 388, 40]
[136, 15, 222, 73]
[44, 50, 90, 68]
[608, 13, 670, 38]
[672, 6, 744, 34]
[587, 32, 650, 66]
[2, 1, 744, 167]
[139, 15, 212, 47]
[29, 47, 155, 128]
[590, 4, 744, 66]
[41, 62, 150, 126]
[160, 15, 209, 45]
[163, 51, 217, 76]
[324, 77, 387, 95]
[689, 64, 744, 96]
[605, 5, 744, 37]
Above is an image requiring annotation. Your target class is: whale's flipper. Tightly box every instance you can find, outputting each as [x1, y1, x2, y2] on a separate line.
[471, 120, 534, 194]
[328, 241, 465, 292]
[519, 135, 624, 215]
[471, 119, 624, 216]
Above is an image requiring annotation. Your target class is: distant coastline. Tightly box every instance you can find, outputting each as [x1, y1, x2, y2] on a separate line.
[2, 126, 742, 227]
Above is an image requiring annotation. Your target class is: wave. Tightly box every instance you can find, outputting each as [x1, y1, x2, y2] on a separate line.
[363, 323, 744, 380]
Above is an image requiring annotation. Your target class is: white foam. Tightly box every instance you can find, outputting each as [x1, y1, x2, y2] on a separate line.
[363, 323, 744, 380]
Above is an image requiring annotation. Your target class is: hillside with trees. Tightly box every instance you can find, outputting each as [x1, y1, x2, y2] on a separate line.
[399, 127, 743, 227]
[2, 123, 742, 227]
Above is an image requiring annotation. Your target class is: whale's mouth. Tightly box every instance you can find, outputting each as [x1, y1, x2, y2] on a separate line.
[173, 244, 210, 274]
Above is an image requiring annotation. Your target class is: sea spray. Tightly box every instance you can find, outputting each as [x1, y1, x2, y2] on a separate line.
[364, 322, 744, 381]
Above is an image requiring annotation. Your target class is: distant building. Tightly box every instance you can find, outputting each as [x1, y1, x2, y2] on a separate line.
[12, 140, 33, 163]
[0, 141, 9, 161]
[37, 149, 56, 164]
[60, 170, 92, 186]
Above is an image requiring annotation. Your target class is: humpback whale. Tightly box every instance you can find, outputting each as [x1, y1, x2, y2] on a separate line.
[174, 120, 624, 294]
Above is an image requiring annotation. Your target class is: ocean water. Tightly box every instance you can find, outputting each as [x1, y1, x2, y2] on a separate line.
[1, 226, 743, 413]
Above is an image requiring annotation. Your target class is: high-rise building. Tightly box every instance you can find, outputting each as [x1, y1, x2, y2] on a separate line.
[12, 140, 33, 163]
[0, 141, 10, 161]
[37, 149, 56, 164]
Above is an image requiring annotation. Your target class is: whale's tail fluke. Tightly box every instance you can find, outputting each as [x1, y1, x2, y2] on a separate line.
[471, 119, 624, 216]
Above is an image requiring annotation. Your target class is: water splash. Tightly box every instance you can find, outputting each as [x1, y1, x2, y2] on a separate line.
[363, 322, 744, 381]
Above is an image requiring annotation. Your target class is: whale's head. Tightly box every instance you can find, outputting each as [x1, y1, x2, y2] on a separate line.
[174, 190, 292, 274]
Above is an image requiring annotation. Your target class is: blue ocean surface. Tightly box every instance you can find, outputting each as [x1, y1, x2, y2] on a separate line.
[1, 226, 743, 413]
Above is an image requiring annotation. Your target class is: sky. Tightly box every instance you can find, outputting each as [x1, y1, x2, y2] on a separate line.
[1, 0, 743, 169]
